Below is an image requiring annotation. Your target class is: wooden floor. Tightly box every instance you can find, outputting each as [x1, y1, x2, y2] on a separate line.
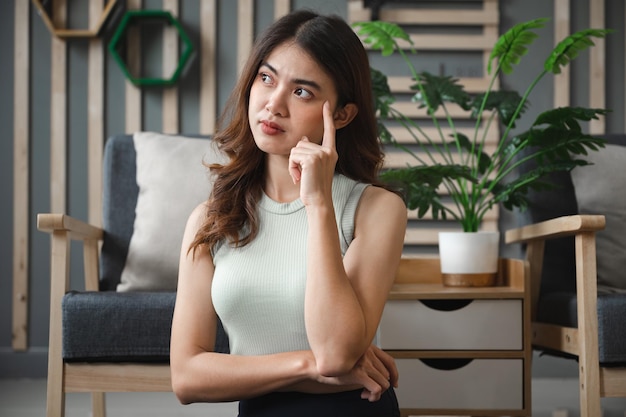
[2, 378, 626, 417]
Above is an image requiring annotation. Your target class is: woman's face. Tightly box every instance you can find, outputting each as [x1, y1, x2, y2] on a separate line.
[248, 41, 340, 157]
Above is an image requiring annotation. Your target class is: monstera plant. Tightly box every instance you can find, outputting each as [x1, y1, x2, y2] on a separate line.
[353, 18, 610, 285]
[354, 17, 609, 232]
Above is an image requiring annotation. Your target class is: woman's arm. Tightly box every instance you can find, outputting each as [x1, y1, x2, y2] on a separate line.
[289, 102, 407, 377]
[304, 185, 407, 375]
[170, 203, 399, 404]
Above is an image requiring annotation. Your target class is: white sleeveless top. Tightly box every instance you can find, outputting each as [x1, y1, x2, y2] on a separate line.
[211, 174, 368, 355]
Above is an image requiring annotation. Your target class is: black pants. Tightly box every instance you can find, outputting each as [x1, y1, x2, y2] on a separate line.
[238, 387, 400, 417]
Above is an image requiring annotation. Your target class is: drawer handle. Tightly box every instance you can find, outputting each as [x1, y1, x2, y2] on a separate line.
[419, 358, 473, 371]
[420, 299, 472, 311]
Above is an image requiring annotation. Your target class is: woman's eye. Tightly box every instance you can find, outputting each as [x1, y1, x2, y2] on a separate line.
[260, 73, 273, 84]
[295, 88, 313, 99]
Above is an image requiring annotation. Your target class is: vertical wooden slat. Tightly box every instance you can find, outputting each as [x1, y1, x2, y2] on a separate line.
[348, 0, 370, 22]
[88, 0, 105, 226]
[237, 0, 254, 74]
[482, 0, 499, 89]
[125, 0, 142, 134]
[200, 0, 217, 134]
[50, 0, 67, 214]
[12, 0, 30, 352]
[554, 0, 570, 108]
[588, 0, 605, 134]
[162, 0, 179, 134]
[274, 0, 290, 20]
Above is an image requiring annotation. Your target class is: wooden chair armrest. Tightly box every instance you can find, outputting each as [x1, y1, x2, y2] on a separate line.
[505, 214, 605, 244]
[37, 213, 103, 241]
[37, 213, 103, 292]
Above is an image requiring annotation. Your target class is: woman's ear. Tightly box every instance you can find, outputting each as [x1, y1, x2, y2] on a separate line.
[333, 103, 358, 129]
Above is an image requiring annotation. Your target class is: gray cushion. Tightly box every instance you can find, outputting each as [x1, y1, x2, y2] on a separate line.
[62, 291, 229, 362]
[118, 132, 220, 292]
[571, 143, 626, 292]
[537, 291, 626, 364]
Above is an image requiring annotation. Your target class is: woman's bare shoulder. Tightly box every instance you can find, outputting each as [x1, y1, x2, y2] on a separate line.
[186, 202, 210, 228]
[360, 185, 406, 213]
[355, 185, 407, 233]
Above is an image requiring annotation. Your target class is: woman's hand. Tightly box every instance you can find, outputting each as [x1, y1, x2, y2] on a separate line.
[288, 101, 338, 206]
[314, 345, 399, 402]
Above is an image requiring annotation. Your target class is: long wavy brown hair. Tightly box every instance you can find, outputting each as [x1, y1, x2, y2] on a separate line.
[190, 10, 389, 254]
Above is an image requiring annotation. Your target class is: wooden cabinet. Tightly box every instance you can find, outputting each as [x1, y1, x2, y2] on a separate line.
[381, 258, 531, 416]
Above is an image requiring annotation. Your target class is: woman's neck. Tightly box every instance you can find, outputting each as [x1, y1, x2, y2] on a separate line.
[263, 155, 300, 203]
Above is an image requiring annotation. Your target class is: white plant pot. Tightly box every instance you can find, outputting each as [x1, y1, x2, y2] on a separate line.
[438, 231, 500, 287]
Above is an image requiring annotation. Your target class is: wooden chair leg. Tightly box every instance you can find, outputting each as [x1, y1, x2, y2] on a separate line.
[47, 231, 70, 417]
[46, 371, 65, 417]
[575, 232, 602, 417]
[578, 371, 602, 417]
[92, 392, 106, 417]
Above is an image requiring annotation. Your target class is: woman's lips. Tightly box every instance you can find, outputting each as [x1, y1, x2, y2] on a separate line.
[260, 120, 284, 135]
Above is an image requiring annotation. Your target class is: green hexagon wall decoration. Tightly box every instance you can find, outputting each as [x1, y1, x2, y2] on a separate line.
[108, 9, 194, 87]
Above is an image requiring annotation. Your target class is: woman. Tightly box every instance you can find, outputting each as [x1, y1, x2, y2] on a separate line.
[170, 9, 407, 416]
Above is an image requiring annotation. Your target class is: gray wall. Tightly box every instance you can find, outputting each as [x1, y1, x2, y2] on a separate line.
[0, 0, 624, 378]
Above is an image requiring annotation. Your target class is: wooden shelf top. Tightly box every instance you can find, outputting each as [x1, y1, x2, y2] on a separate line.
[389, 283, 525, 300]
[391, 257, 528, 299]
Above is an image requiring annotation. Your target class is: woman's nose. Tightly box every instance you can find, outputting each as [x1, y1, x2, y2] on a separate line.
[266, 90, 288, 117]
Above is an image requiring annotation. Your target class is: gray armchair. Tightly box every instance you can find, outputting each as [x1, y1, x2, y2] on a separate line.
[505, 134, 626, 416]
[38, 133, 229, 417]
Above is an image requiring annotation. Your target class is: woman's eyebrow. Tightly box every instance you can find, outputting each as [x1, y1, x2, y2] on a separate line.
[260, 61, 322, 91]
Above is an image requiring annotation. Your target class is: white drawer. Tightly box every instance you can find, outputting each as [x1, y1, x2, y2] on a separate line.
[379, 299, 522, 350]
[395, 358, 523, 410]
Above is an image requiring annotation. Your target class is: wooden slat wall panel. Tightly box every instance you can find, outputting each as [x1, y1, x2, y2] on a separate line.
[381, 33, 497, 51]
[125, 0, 143, 133]
[408, 206, 498, 222]
[482, 0, 499, 90]
[554, 0, 570, 108]
[349, 6, 498, 25]
[274, 0, 291, 20]
[12, 0, 30, 352]
[200, 0, 217, 135]
[391, 102, 488, 119]
[385, 147, 498, 169]
[237, 0, 254, 74]
[387, 126, 499, 145]
[348, 0, 500, 247]
[588, 0, 605, 134]
[387, 76, 492, 94]
[162, 0, 179, 134]
[50, 0, 67, 214]
[88, 0, 105, 226]
[404, 219, 498, 245]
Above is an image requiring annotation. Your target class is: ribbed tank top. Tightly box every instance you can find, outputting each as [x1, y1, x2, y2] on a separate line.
[211, 174, 368, 355]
